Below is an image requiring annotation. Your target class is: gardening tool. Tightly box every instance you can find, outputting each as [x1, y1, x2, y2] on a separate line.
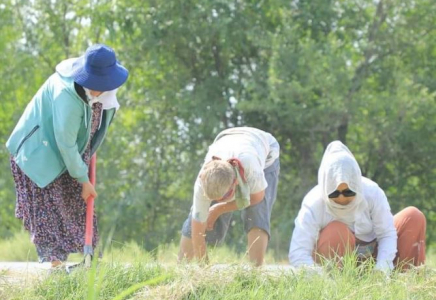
[84, 153, 97, 267]
[66, 154, 97, 273]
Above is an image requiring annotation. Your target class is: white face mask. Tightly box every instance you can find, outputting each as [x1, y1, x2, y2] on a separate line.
[325, 197, 361, 224]
[82, 87, 120, 110]
[318, 141, 367, 225]
[84, 88, 105, 103]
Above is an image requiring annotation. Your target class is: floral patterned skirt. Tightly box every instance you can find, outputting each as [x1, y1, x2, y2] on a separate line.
[10, 157, 99, 262]
[10, 102, 102, 262]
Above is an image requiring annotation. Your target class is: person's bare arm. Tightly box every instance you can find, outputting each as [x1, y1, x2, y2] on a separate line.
[209, 189, 265, 218]
[191, 219, 208, 262]
[250, 189, 265, 206]
[206, 201, 238, 230]
[207, 190, 266, 230]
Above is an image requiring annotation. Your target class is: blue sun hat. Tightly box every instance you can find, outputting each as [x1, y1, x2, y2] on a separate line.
[71, 44, 129, 91]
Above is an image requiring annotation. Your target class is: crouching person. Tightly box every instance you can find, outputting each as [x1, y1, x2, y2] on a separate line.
[289, 141, 426, 273]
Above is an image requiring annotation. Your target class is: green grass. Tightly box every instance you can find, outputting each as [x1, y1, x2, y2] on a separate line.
[1, 233, 436, 299]
[0, 260, 171, 300]
[0, 231, 38, 262]
[0, 232, 280, 264]
[2, 260, 436, 300]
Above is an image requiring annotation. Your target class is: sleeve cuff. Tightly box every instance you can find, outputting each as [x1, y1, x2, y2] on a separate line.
[375, 260, 394, 273]
[77, 175, 89, 183]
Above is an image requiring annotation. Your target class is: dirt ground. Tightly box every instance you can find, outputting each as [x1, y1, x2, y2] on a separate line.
[0, 262, 78, 285]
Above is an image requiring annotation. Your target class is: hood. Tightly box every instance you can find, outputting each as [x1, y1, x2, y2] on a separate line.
[318, 140, 366, 224]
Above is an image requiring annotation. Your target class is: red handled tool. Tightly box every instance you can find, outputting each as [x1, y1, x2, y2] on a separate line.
[83, 153, 96, 267]
[66, 154, 96, 272]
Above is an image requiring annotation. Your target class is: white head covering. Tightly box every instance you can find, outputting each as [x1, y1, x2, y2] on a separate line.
[56, 58, 120, 110]
[318, 141, 366, 226]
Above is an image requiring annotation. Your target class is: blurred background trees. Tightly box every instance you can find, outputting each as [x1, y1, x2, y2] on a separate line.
[1, 0, 435, 259]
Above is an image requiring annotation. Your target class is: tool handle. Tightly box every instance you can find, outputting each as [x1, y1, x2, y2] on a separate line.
[84, 154, 96, 247]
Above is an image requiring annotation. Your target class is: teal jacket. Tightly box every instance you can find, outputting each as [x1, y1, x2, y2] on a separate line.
[6, 72, 115, 188]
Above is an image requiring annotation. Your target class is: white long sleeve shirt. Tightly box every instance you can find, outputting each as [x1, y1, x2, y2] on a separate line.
[289, 177, 398, 272]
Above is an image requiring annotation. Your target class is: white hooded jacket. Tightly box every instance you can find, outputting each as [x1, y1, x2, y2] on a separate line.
[288, 141, 397, 272]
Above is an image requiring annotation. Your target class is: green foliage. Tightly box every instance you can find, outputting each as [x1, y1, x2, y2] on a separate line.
[0, 0, 436, 259]
[0, 231, 37, 261]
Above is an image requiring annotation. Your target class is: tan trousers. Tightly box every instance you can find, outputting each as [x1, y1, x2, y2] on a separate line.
[314, 206, 426, 270]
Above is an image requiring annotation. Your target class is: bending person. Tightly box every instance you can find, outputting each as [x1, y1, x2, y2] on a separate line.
[178, 127, 280, 266]
[6, 44, 129, 268]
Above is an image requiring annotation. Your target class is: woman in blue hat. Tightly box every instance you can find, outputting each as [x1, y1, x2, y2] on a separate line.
[6, 44, 129, 268]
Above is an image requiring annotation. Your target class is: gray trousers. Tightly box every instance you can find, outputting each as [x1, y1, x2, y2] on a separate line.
[181, 159, 280, 245]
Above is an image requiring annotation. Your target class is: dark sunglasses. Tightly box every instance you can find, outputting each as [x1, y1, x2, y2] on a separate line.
[328, 189, 356, 198]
